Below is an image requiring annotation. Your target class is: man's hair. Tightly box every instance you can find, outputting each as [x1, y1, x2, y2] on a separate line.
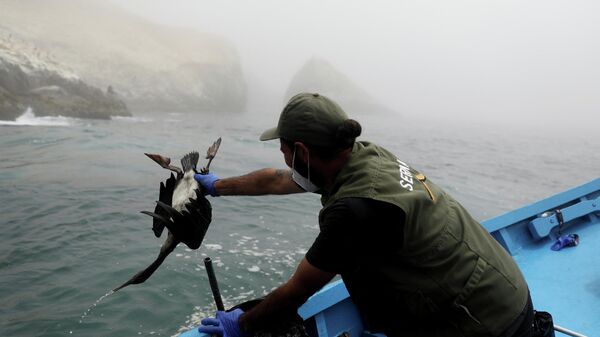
[283, 119, 362, 159]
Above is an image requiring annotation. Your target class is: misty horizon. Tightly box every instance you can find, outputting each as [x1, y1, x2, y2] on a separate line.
[108, 0, 599, 128]
[1, 0, 598, 129]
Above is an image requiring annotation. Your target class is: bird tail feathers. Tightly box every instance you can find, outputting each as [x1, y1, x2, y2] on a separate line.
[180, 151, 199, 172]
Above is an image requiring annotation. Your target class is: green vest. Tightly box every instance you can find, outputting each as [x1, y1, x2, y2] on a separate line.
[320, 142, 528, 336]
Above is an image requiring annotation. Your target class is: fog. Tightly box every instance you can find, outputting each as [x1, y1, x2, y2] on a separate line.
[108, 0, 600, 128]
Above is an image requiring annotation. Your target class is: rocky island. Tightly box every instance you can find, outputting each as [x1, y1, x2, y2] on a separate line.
[286, 57, 392, 116]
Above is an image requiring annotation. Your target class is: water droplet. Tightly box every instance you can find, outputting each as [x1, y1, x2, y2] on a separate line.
[79, 290, 115, 323]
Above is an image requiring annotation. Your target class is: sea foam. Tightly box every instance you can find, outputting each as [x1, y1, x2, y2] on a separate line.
[0, 107, 74, 127]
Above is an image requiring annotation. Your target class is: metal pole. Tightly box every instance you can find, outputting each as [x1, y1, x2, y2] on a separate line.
[204, 257, 225, 311]
[554, 324, 588, 337]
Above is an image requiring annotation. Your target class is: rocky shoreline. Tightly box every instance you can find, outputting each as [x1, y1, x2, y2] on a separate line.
[0, 33, 130, 121]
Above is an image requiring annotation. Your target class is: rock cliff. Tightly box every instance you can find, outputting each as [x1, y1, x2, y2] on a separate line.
[0, 0, 246, 115]
[0, 33, 130, 120]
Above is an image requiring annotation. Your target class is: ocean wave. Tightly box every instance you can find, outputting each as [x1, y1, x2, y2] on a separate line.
[0, 108, 74, 127]
[110, 115, 153, 123]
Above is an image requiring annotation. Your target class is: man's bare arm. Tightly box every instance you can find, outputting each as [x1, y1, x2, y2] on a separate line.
[239, 258, 335, 333]
[214, 168, 304, 196]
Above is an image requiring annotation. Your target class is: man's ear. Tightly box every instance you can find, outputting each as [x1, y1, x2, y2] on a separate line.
[294, 142, 310, 162]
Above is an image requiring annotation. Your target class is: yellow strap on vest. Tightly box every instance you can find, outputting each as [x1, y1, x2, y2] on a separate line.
[415, 173, 435, 201]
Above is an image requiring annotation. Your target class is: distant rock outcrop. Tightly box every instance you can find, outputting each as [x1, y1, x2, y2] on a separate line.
[0, 0, 246, 114]
[0, 85, 24, 121]
[0, 34, 130, 120]
[285, 58, 391, 116]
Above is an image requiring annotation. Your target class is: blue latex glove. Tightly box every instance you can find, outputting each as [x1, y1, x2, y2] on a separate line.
[194, 172, 219, 197]
[198, 308, 245, 337]
[551, 234, 579, 251]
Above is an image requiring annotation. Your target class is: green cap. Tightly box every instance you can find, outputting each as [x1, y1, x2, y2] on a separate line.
[260, 93, 348, 146]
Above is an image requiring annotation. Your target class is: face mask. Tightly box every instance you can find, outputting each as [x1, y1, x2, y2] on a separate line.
[291, 146, 319, 193]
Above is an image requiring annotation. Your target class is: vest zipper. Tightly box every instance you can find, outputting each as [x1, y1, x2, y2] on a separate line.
[415, 173, 435, 201]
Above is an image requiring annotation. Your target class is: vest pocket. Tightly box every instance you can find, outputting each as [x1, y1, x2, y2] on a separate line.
[454, 257, 488, 307]
[450, 257, 490, 333]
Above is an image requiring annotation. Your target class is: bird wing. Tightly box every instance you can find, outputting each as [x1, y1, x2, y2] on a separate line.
[201, 137, 222, 173]
[145, 153, 182, 174]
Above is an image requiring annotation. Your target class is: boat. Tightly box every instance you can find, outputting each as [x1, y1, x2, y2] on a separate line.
[180, 178, 599, 337]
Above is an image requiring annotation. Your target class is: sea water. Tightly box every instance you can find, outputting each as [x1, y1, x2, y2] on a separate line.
[79, 291, 114, 324]
[0, 109, 598, 337]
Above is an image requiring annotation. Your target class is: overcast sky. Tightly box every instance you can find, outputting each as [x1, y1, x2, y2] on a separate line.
[110, 0, 599, 126]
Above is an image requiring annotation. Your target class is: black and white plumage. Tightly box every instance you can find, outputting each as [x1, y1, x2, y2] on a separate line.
[113, 138, 221, 292]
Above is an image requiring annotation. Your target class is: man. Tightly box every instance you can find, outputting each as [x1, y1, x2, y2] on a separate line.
[195, 93, 533, 337]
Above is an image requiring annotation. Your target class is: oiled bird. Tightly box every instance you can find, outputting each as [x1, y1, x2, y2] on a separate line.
[113, 138, 221, 292]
